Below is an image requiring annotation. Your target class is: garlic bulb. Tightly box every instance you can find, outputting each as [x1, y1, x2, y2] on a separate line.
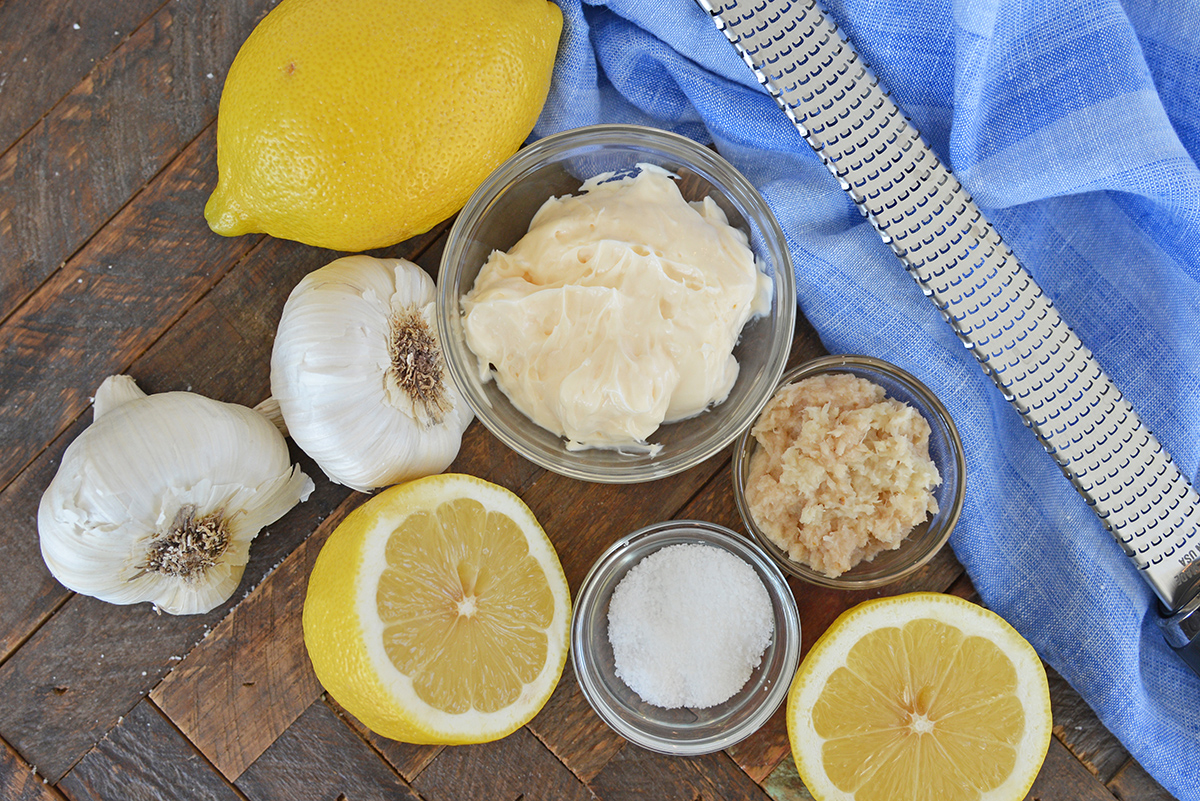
[38, 375, 314, 615]
[270, 255, 473, 492]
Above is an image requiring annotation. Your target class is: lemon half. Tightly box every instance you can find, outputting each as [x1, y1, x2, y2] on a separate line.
[787, 592, 1052, 801]
[302, 474, 571, 744]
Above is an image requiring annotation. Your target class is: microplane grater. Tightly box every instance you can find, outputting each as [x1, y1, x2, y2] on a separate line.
[695, 0, 1200, 669]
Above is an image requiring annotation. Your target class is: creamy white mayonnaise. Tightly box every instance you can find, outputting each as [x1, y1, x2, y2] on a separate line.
[462, 166, 772, 453]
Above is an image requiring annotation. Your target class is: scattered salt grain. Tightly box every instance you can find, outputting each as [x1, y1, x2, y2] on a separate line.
[607, 543, 773, 709]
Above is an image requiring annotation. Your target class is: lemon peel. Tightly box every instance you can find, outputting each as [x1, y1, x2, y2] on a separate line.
[205, 0, 562, 251]
[302, 474, 570, 744]
[787, 592, 1052, 801]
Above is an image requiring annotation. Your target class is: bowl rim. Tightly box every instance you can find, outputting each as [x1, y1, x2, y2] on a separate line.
[732, 354, 967, 589]
[570, 519, 802, 755]
[436, 123, 796, 484]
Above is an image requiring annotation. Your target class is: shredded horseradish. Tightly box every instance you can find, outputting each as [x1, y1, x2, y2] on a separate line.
[745, 373, 941, 577]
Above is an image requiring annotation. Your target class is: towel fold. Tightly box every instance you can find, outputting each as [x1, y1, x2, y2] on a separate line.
[533, 0, 1200, 797]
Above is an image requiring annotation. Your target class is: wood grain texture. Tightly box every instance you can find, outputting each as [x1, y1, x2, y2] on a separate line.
[326, 698, 444, 784]
[149, 493, 358, 781]
[235, 699, 420, 801]
[56, 700, 243, 801]
[0, 415, 84, 663]
[760, 755, 814, 801]
[0, 0, 165, 152]
[1025, 738, 1121, 801]
[411, 726, 598, 801]
[590, 744, 770, 801]
[0, 0, 276, 323]
[0, 178, 361, 665]
[0, 443, 347, 784]
[517, 454, 733, 594]
[527, 660, 628, 783]
[0, 735, 66, 801]
[0, 128, 257, 491]
[1106, 758, 1179, 801]
[0, 148, 450, 782]
[1046, 665, 1131, 783]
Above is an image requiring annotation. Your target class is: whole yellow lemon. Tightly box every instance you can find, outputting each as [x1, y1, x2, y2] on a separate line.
[205, 0, 563, 252]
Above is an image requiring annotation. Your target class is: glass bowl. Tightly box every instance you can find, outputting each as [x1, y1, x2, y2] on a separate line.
[436, 124, 795, 483]
[733, 355, 966, 589]
[571, 520, 802, 755]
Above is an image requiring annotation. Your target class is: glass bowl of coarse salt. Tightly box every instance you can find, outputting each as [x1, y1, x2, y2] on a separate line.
[733, 354, 966, 590]
[571, 520, 801, 755]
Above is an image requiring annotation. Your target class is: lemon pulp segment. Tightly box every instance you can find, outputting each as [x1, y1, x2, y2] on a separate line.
[814, 620, 1023, 800]
[377, 498, 556, 715]
[788, 593, 1051, 801]
[302, 474, 570, 745]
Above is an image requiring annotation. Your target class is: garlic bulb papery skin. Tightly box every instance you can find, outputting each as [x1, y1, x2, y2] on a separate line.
[38, 375, 315, 615]
[270, 255, 473, 493]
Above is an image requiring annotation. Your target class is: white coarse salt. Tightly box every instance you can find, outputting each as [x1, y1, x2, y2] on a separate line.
[607, 542, 774, 709]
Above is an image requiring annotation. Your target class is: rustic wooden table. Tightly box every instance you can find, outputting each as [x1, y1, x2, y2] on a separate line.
[0, 2, 1181, 800]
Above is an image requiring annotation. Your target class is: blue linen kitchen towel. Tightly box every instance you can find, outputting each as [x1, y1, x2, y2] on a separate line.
[531, 0, 1200, 797]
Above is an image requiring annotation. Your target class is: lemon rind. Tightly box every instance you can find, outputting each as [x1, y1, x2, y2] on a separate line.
[351, 474, 570, 743]
[787, 592, 1052, 801]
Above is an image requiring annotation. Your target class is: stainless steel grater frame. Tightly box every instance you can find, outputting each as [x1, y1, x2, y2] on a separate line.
[696, 0, 1200, 670]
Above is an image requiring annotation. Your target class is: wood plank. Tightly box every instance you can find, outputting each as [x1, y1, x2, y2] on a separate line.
[518, 454, 735, 595]
[56, 700, 244, 801]
[149, 493, 355, 781]
[0, 442, 349, 785]
[411, 725, 598, 801]
[590, 745, 769, 801]
[0, 196, 404, 779]
[758, 739, 1124, 801]
[0, 119, 452, 668]
[0, 0, 165, 152]
[526, 660, 628, 784]
[0, 152, 316, 663]
[326, 698, 444, 784]
[0, 415, 84, 663]
[1046, 665, 1131, 783]
[760, 754, 813, 801]
[0, 127, 257, 491]
[235, 699, 420, 801]
[1024, 738, 1121, 801]
[1105, 757, 1177, 801]
[0, 734, 67, 801]
[0, 0, 277, 323]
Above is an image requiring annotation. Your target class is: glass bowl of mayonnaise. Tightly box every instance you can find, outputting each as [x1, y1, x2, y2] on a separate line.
[437, 124, 795, 483]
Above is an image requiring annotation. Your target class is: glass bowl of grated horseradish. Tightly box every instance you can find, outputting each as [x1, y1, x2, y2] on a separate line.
[436, 124, 795, 483]
[733, 355, 966, 590]
[571, 520, 801, 755]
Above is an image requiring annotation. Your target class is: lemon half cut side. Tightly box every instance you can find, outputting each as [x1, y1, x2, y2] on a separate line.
[302, 474, 571, 744]
[787, 592, 1052, 801]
